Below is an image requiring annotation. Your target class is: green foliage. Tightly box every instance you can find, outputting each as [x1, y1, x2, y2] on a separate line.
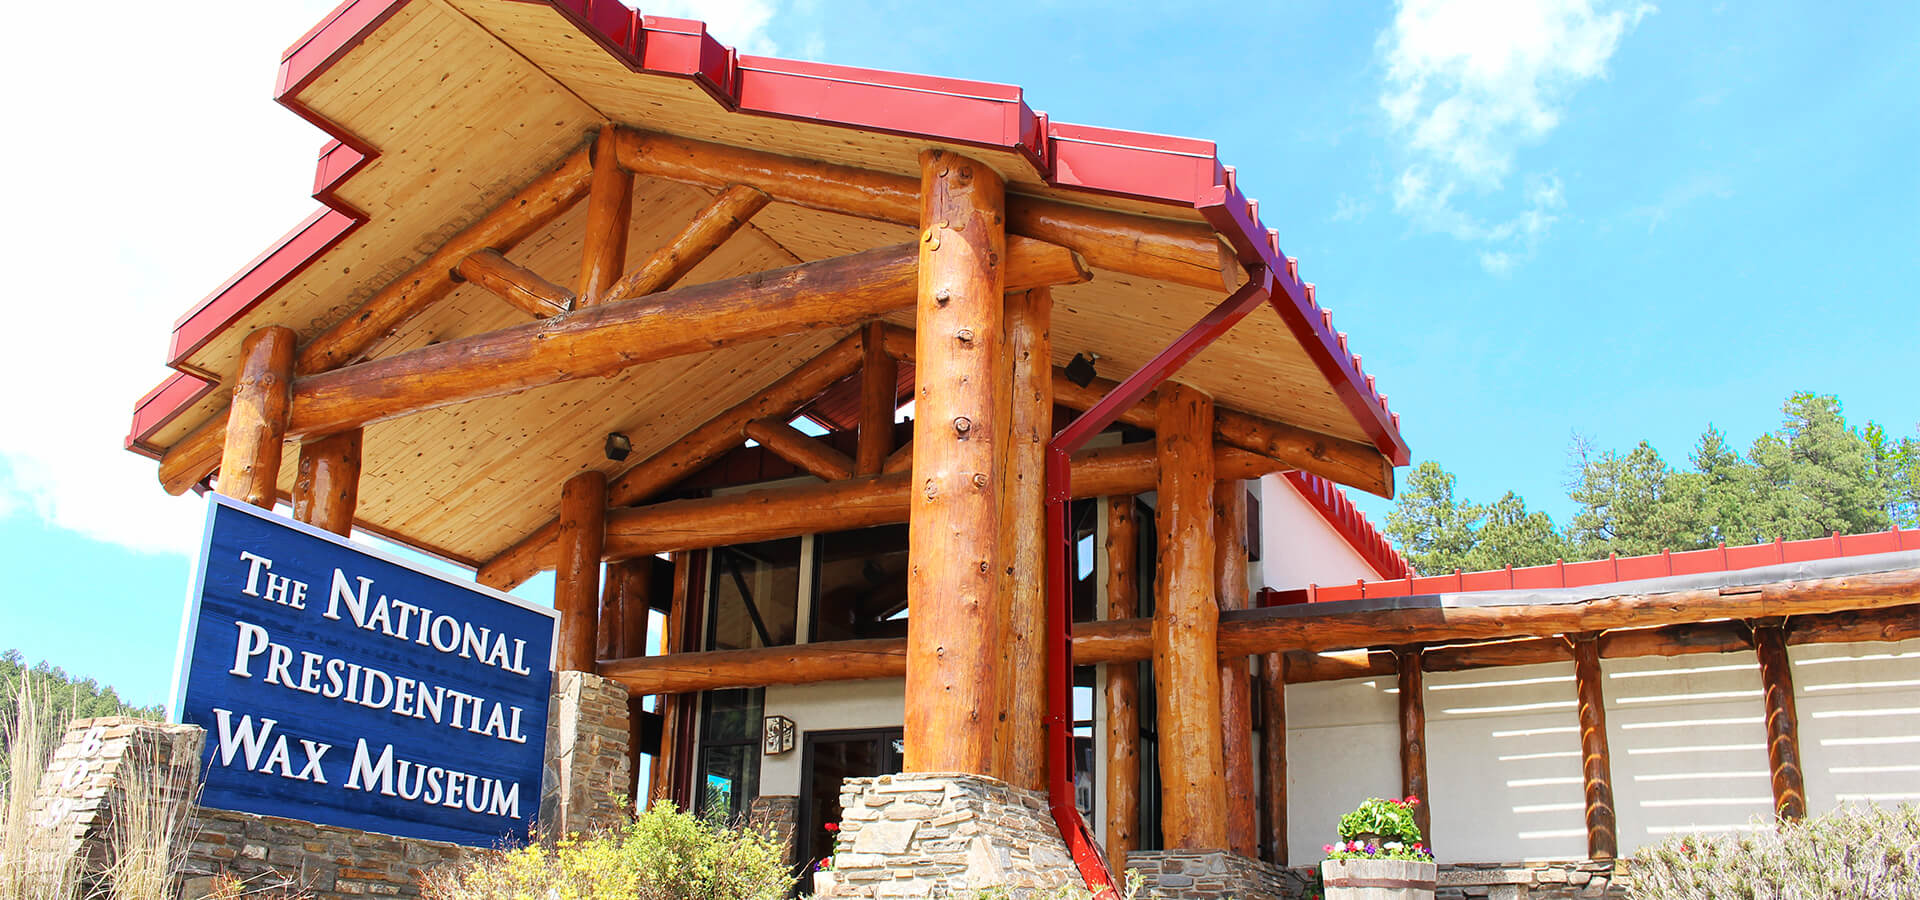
[1624, 803, 1920, 899]
[0, 650, 161, 761]
[1326, 797, 1430, 861]
[423, 803, 793, 900]
[1386, 393, 1920, 572]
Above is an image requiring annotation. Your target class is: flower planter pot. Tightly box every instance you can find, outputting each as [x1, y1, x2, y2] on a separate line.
[1321, 858, 1437, 900]
[812, 870, 837, 896]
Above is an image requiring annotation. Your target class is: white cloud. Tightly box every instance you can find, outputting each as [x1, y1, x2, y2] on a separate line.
[1379, 0, 1652, 270]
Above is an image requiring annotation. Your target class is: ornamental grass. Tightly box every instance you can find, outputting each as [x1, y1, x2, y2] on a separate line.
[1625, 803, 1920, 900]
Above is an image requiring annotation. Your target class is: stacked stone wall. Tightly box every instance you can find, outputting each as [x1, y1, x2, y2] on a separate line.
[823, 772, 1076, 898]
[1126, 849, 1295, 900]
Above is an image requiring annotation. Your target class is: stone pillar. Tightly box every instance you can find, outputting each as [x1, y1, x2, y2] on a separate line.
[542, 670, 634, 834]
[28, 716, 204, 876]
[824, 773, 1076, 898]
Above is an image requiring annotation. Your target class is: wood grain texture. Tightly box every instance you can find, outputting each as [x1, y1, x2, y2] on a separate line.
[1396, 647, 1432, 845]
[904, 150, 1009, 776]
[1753, 624, 1807, 821]
[292, 428, 362, 535]
[1260, 653, 1288, 865]
[455, 249, 573, 317]
[575, 128, 633, 306]
[555, 470, 606, 672]
[602, 638, 908, 694]
[743, 417, 855, 481]
[604, 184, 771, 302]
[219, 327, 297, 509]
[1153, 382, 1227, 850]
[597, 558, 653, 662]
[1104, 496, 1141, 876]
[855, 321, 899, 476]
[1571, 635, 1617, 859]
[648, 551, 699, 807]
[1214, 480, 1258, 858]
[1002, 287, 1052, 792]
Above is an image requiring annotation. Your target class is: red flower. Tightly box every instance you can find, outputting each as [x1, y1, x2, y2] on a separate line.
[824, 822, 840, 833]
[1323, 844, 1335, 853]
[1406, 796, 1420, 806]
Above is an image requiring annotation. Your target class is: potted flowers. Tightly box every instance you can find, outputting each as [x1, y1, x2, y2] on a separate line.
[1320, 796, 1436, 900]
[812, 821, 843, 896]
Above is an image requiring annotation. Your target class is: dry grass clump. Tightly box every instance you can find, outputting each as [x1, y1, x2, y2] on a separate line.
[1626, 803, 1920, 900]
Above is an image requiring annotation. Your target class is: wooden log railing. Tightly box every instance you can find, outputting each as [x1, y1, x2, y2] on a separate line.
[596, 572, 1920, 694]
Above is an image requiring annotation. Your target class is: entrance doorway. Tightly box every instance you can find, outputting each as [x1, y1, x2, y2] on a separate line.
[796, 728, 904, 894]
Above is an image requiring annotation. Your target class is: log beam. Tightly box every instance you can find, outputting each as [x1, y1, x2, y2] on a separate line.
[743, 418, 855, 481]
[455, 250, 574, 317]
[605, 184, 771, 303]
[291, 428, 362, 535]
[1215, 480, 1258, 858]
[904, 149, 1009, 776]
[576, 128, 633, 307]
[1103, 496, 1142, 876]
[158, 146, 597, 495]
[612, 128, 1227, 291]
[1571, 635, 1617, 859]
[555, 471, 607, 672]
[284, 237, 1085, 443]
[856, 322, 899, 476]
[1396, 647, 1432, 845]
[1754, 624, 1807, 822]
[477, 333, 865, 589]
[219, 327, 297, 508]
[1002, 287, 1052, 792]
[882, 441, 915, 474]
[1153, 382, 1227, 850]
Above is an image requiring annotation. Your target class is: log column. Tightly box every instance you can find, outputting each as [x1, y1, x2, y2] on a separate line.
[1260, 652, 1288, 864]
[576, 128, 633, 307]
[555, 471, 607, 672]
[219, 327, 297, 508]
[1571, 634, 1618, 859]
[1153, 382, 1228, 849]
[1104, 496, 1141, 874]
[903, 149, 1009, 775]
[1002, 287, 1052, 791]
[291, 429, 361, 535]
[649, 551, 702, 809]
[856, 321, 899, 476]
[1214, 480, 1257, 858]
[1396, 647, 1432, 844]
[1753, 623, 1807, 821]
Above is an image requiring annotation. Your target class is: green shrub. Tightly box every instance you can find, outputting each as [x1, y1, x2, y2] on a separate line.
[1325, 796, 1431, 861]
[1625, 803, 1920, 899]
[423, 803, 793, 900]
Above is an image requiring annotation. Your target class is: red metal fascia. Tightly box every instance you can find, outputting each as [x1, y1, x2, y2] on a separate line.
[126, 372, 220, 459]
[165, 208, 361, 369]
[637, 16, 739, 102]
[278, 0, 410, 99]
[1281, 471, 1411, 580]
[1046, 121, 1224, 206]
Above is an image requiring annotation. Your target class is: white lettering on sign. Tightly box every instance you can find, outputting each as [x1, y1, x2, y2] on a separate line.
[325, 569, 531, 676]
[344, 739, 522, 818]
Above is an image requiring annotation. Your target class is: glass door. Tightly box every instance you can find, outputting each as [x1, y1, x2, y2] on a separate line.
[795, 728, 904, 894]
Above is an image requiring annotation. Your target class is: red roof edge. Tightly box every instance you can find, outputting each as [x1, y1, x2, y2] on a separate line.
[1282, 471, 1412, 582]
[131, 0, 1409, 469]
[1263, 527, 1920, 607]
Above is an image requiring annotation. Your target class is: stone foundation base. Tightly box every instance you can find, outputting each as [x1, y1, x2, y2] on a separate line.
[825, 772, 1076, 898]
[1127, 849, 1295, 900]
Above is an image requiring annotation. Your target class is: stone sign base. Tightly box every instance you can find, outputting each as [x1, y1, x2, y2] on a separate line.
[824, 772, 1078, 898]
[1127, 849, 1298, 900]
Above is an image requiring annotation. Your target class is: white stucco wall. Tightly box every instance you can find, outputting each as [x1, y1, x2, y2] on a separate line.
[1255, 473, 1386, 590]
[1284, 672, 1401, 863]
[759, 678, 907, 797]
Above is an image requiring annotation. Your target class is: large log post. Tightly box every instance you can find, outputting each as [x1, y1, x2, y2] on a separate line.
[1260, 653, 1288, 864]
[555, 471, 607, 672]
[291, 428, 361, 535]
[856, 321, 899, 477]
[1214, 480, 1257, 858]
[1570, 634, 1618, 859]
[1753, 623, 1807, 822]
[576, 128, 633, 307]
[1103, 496, 1142, 876]
[1396, 647, 1432, 845]
[1154, 382, 1228, 849]
[219, 327, 297, 508]
[1002, 287, 1053, 792]
[904, 149, 1008, 776]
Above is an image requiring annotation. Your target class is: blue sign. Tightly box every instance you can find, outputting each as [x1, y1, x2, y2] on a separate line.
[171, 495, 557, 846]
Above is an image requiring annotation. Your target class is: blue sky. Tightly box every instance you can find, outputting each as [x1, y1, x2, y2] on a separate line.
[1, 0, 1914, 707]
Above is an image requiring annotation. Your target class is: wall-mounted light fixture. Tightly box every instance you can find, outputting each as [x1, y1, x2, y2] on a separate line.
[604, 432, 632, 461]
[1064, 352, 1099, 388]
[762, 715, 796, 755]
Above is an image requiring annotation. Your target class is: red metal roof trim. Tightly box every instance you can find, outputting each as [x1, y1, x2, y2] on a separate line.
[1262, 527, 1920, 607]
[130, 0, 1410, 467]
[1282, 471, 1411, 581]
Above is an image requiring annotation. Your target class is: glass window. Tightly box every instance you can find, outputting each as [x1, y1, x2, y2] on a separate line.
[707, 538, 802, 650]
[811, 524, 910, 642]
[696, 688, 764, 823]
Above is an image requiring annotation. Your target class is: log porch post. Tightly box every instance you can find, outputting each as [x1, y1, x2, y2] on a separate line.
[1571, 634, 1618, 859]
[1753, 623, 1807, 821]
[291, 429, 362, 535]
[903, 149, 1009, 775]
[1260, 652, 1288, 864]
[1153, 381, 1228, 849]
[219, 326, 297, 508]
[1214, 480, 1257, 858]
[1395, 647, 1432, 845]
[649, 550, 702, 809]
[1003, 287, 1053, 791]
[555, 471, 607, 672]
[1103, 495, 1141, 873]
